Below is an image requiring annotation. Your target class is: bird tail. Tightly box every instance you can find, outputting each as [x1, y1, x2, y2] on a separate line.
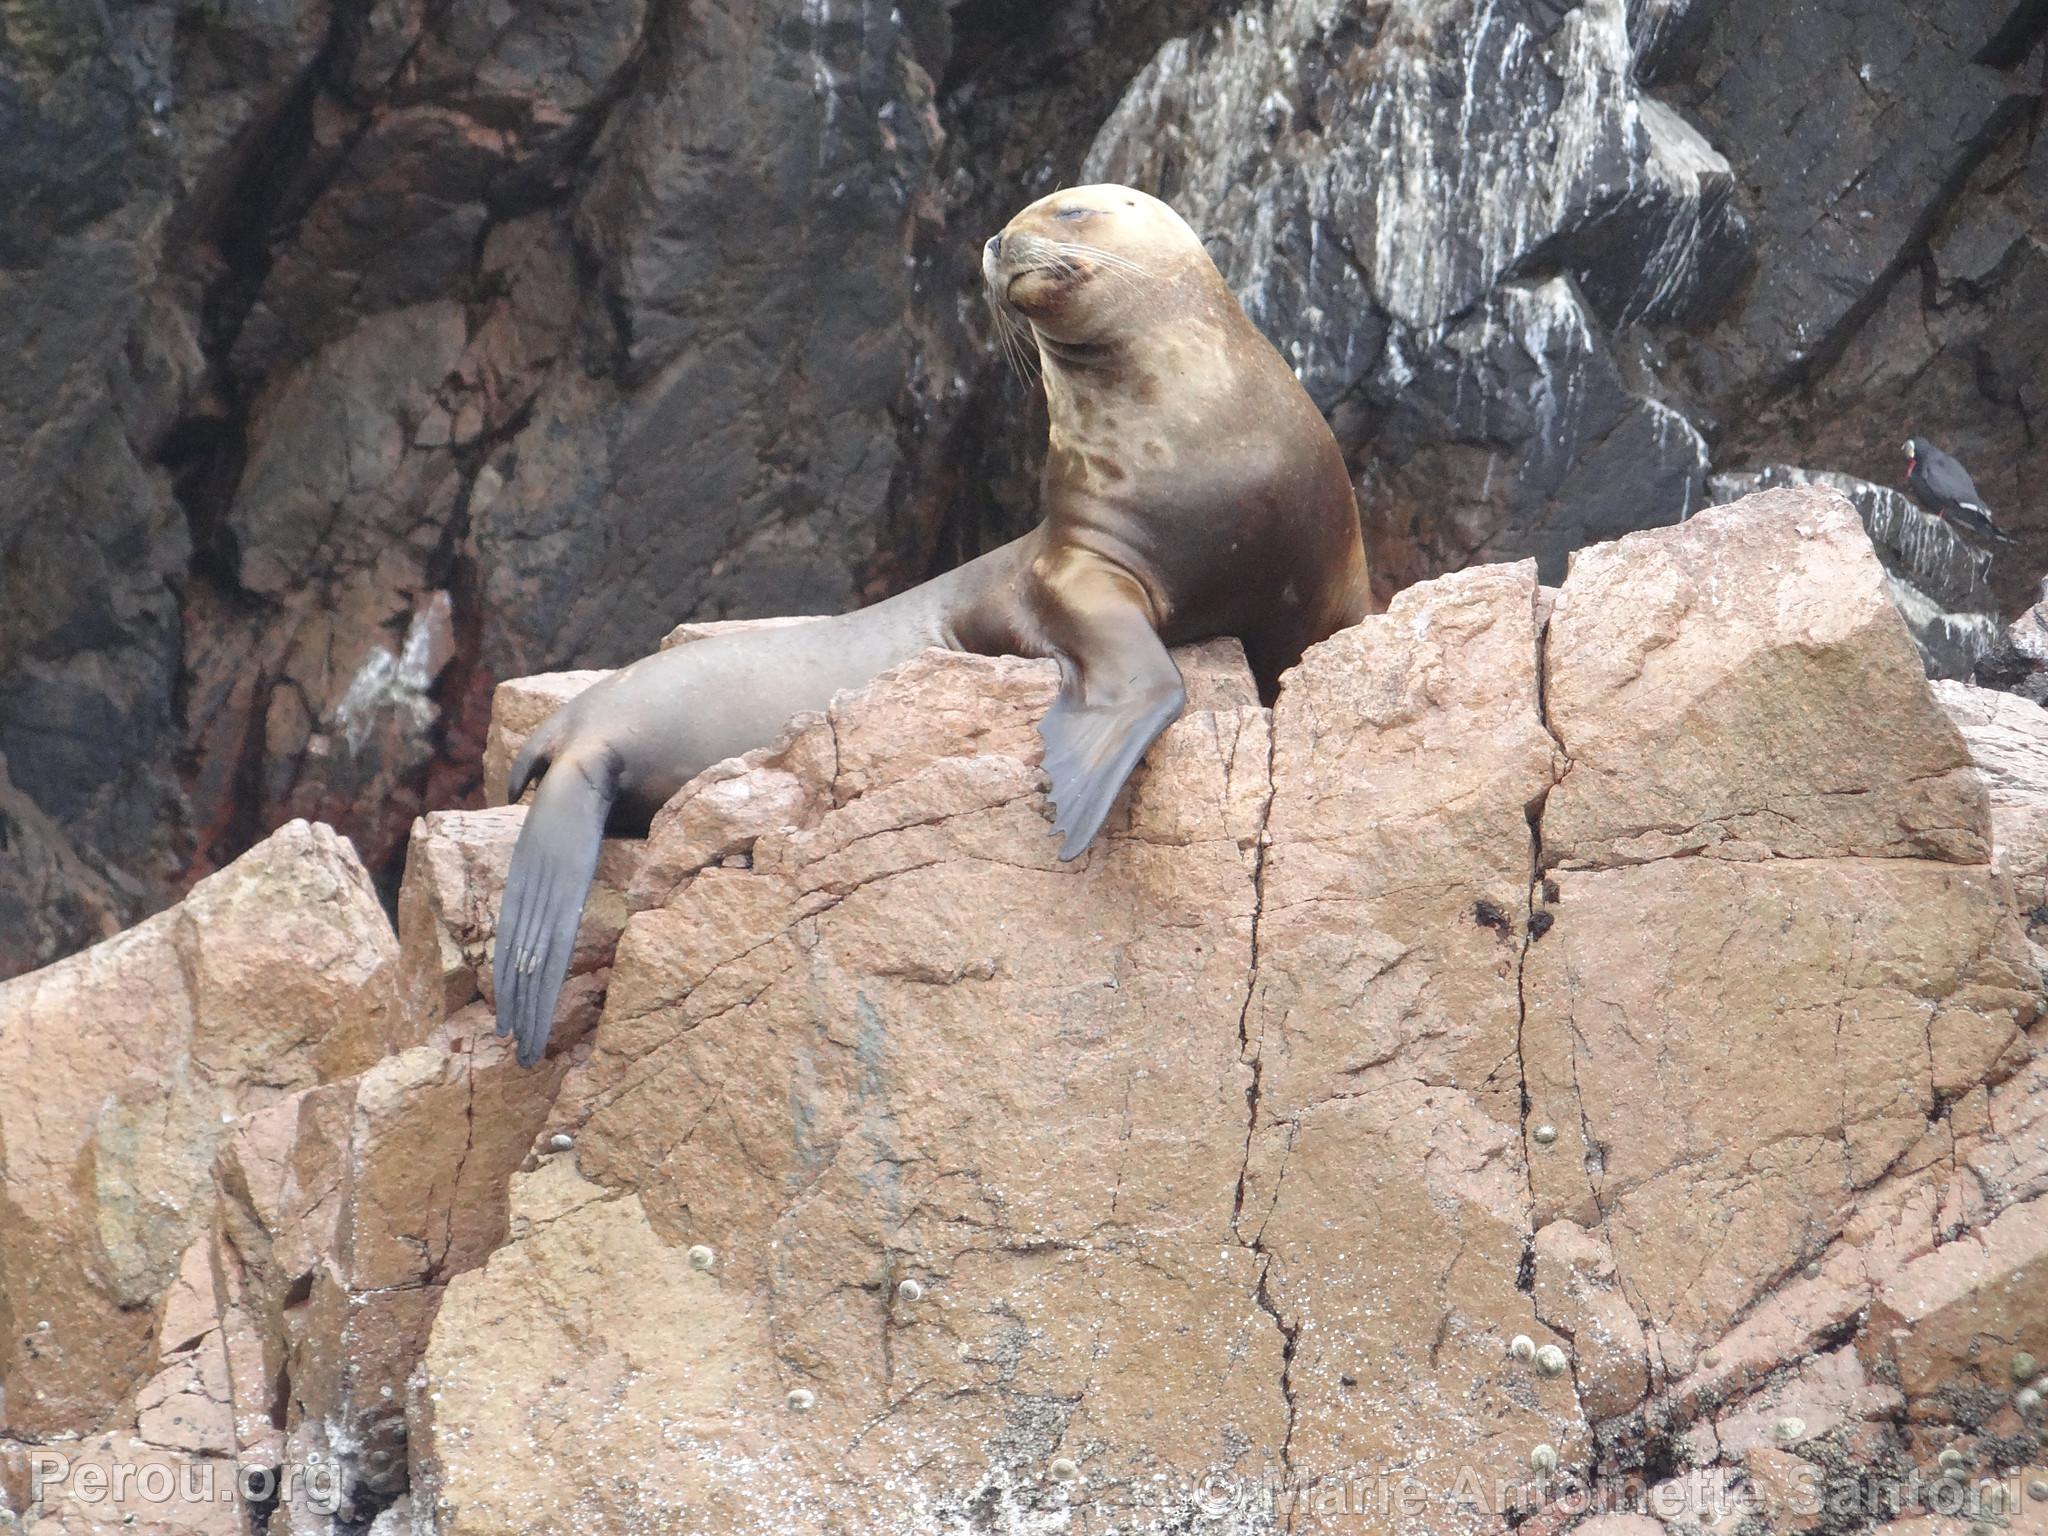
[493, 754, 613, 1067]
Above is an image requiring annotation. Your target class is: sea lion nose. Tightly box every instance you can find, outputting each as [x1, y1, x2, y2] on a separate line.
[985, 234, 1003, 259]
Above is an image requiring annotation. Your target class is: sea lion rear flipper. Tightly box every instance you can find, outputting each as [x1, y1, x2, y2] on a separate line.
[1034, 553, 1187, 859]
[493, 752, 614, 1067]
[505, 708, 568, 803]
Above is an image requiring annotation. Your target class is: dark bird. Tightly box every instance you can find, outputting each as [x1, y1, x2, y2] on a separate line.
[1903, 438, 2012, 544]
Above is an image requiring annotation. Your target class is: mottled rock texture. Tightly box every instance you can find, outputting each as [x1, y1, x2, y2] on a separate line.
[0, 837, 557, 1528]
[4, 0, 2044, 986]
[0, 820, 416, 1438]
[2, 488, 2046, 1532]
[1708, 467, 2005, 680]
[1936, 679, 2048, 959]
[396, 490, 2029, 1533]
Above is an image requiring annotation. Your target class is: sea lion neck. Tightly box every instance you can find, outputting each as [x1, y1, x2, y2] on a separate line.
[1035, 335, 1121, 372]
[1035, 291, 1252, 431]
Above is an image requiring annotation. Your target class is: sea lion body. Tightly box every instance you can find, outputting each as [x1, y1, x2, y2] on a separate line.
[507, 548, 1018, 829]
[1028, 301, 1365, 678]
[494, 186, 1370, 1064]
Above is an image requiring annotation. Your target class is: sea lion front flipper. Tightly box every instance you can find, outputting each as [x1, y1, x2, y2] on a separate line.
[1033, 552, 1187, 859]
[493, 750, 615, 1067]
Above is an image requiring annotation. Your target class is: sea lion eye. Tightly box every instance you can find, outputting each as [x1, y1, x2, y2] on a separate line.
[1054, 206, 1096, 222]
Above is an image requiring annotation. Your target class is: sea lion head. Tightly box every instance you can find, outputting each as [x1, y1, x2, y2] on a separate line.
[982, 185, 1215, 350]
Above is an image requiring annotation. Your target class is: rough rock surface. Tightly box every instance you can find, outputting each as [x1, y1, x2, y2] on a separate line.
[1935, 681, 2048, 949]
[1977, 582, 2048, 709]
[1541, 489, 1988, 869]
[0, 836, 556, 1531]
[6, 0, 2044, 990]
[404, 489, 2039, 1532]
[0, 820, 416, 1438]
[1083, 0, 1733, 588]
[1708, 467, 2005, 679]
[2, 488, 2045, 1535]
[0, 0, 956, 976]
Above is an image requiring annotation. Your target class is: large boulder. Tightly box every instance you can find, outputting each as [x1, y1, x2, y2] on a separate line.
[4, 485, 2042, 1534]
[0, 820, 416, 1438]
[1235, 558, 1583, 1516]
[412, 487, 2042, 1532]
[1524, 493, 2031, 1385]
[1541, 487, 1987, 869]
[420, 636, 1285, 1533]
[1707, 466, 2005, 680]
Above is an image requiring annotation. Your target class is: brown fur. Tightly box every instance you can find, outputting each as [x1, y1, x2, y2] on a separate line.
[491, 186, 1371, 1065]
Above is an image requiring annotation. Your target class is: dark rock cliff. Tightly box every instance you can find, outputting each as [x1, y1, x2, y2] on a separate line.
[2, 0, 2044, 976]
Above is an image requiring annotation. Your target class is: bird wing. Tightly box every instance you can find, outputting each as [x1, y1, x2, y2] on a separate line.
[1923, 448, 1988, 510]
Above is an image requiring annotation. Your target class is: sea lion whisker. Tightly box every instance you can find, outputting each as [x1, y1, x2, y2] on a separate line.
[986, 306, 1021, 378]
[986, 296, 1040, 382]
[1064, 244, 1146, 274]
[1002, 322, 1040, 382]
[988, 294, 1021, 359]
[1088, 264, 1146, 295]
[1055, 242, 1149, 277]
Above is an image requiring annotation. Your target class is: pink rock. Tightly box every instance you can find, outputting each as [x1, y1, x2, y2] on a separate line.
[396, 803, 639, 1031]
[0, 821, 413, 1437]
[1862, 1191, 2048, 1419]
[1544, 489, 1987, 869]
[1935, 679, 2048, 915]
[480, 670, 610, 807]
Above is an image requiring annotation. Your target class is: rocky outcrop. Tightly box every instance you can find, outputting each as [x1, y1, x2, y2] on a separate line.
[386, 487, 2030, 1533]
[2, 482, 2044, 1535]
[0, 820, 417, 1439]
[0, 829, 555, 1531]
[1708, 467, 2005, 680]
[1936, 680, 2048, 940]
[6, 0, 2044, 988]
[0, 0, 956, 977]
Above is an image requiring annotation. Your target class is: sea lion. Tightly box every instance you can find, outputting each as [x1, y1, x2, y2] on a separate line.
[493, 185, 1371, 1065]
